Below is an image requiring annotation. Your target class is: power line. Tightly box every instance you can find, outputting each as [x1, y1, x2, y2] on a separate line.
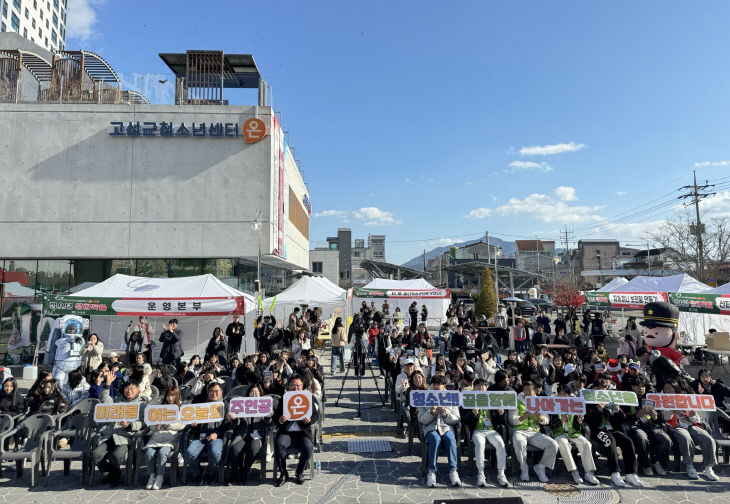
[678, 170, 715, 282]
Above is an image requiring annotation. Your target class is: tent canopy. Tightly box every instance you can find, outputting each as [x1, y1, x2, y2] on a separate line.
[1, 282, 37, 297]
[363, 278, 436, 290]
[70, 273, 251, 300]
[264, 276, 346, 322]
[617, 273, 711, 293]
[709, 282, 730, 295]
[599, 277, 629, 292]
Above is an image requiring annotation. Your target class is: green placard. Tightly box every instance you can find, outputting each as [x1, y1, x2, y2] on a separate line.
[44, 295, 118, 316]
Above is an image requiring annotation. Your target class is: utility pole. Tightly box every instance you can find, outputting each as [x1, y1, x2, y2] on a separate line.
[561, 226, 575, 284]
[678, 171, 715, 282]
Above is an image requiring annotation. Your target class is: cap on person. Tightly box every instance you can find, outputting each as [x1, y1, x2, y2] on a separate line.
[564, 363, 576, 375]
[628, 361, 640, 370]
[607, 359, 621, 373]
[405, 358, 415, 366]
[109, 351, 119, 358]
[640, 301, 679, 328]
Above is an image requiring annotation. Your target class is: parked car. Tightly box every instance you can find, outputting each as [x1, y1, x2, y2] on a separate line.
[514, 299, 537, 316]
[528, 298, 556, 313]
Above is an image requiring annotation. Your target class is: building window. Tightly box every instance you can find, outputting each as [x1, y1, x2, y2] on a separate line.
[352, 251, 361, 258]
[45, 18, 48, 28]
[0, 22, 5, 31]
[12, 0, 18, 9]
[52, 0, 57, 7]
[1, 2, 6, 18]
[23, 26, 26, 36]
[10, 11, 18, 31]
[52, 11, 56, 26]
[31, 17, 33, 27]
[312, 262, 323, 273]
[372, 251, 384, 259]
[23, 6, 27, 17]
[50, 27, 55, 41]
[39, 8, 41, 18]
[33, 0, 36, 8]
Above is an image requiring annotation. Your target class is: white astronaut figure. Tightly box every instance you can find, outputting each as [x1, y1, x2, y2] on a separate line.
[52, 318, 86, 388]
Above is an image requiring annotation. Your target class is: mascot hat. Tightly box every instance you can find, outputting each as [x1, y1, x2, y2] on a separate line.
[640, 301, 679, 329]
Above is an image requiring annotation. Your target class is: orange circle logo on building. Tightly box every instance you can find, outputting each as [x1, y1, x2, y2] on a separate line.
[242, 118, 267, 144]
[285, 391, 311, 421]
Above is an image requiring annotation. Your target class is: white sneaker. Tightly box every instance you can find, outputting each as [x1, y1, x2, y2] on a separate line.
[449, 469, 462, 487]
[584, 471, 599, 485]
[611, 472, 626, 487]
[705, 466, 719, 481]
[152, 474, 163, 490]
[641, 466, 654, 476]
[146, 474, 156, 490]
[177, 453, 185, 465]
[534, 463, 549, 483]
[426, 470, 437, 488]
[476, 473, 487, 487]
[687, 465, 699, 479]
[626, 473, 644, 487]
[571, 470, 583, 484]
[520, 464, 530, 482]
[653, 462, 666, 476]
[497, 470, 509, 487]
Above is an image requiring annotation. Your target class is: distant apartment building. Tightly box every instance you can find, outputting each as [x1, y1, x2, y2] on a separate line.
[515, 239, 557, 274]
[578, 239, 620, 288]
[309, 248, 340, 286]
[0, 0, 67, 51]
[322, 229, 386, 288]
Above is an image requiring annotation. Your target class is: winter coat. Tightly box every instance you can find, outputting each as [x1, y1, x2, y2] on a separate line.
[81, 341, 104, 372]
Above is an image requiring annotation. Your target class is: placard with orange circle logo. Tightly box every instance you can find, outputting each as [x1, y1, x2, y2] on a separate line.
[283, 390, 312, 421]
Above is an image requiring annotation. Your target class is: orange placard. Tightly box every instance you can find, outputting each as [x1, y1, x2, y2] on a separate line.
[283, 390, 312, 421]
[243, 118, 267, 143]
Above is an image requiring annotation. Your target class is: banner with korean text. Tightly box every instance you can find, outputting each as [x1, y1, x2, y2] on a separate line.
[580, 389, 639, 406]
[44, 295, 244, 317]
[644, 393, 716, 411]
[460, 391, 518, 410]
[229, 396, 275, 418]
[525, 395, 586, 415]
[94, 402, 141, 423]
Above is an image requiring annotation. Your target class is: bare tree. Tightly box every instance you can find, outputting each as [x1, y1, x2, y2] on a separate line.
[650, 214, 730, 282]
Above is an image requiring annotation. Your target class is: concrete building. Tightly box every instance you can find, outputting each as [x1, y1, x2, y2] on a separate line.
[0, 47, 311, 297]
[0, 0, 66, 51]
[310, 248, 339, 286]
[577, 239, 620, 288]
[325, 230, 385, 288]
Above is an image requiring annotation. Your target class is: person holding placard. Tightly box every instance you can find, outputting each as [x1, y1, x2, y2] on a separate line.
[463, 378, 508, 488]
[418, 375, 462, 488]
[92, 372, 146, 487]
[660, 380, 719, 481]
[584, 375, 642, 487]
[273, 374, 319, 487]
[625, 375, 672, 477]
[550, 385, 599, 485]
[186, 382, 230, 485]
[508, 381, 558, 483]
[143, 386, 184, 490]
[228, 385, 273, 484]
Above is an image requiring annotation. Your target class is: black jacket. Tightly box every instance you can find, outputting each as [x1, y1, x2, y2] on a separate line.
[225, 322, 245, 349]
[205, 337, 228, 364]
[159, 329, 184, 364]
[272, 394, 320, 441]
[0, 391, 24, 415]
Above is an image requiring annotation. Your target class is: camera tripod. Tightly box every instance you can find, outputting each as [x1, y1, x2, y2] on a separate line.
[334, 342, 386, 418]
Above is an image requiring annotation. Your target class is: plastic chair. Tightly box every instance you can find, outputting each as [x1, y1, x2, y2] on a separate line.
[131, 427, 185, 488]
[56, 398, 99, 429]
[311, 395, 324, 452]
[180, 426, 231, 485]
[0, 413, 55, 486]
[418, 420, 462, 476]
[87, 424, 145, 486]
[463, 423, 505, 475]
[706, 408, 730, 463]
[229, 385, 250, 398]
[149, 385, 160, 400]
[44, 411, 94, 485]
[271, 395, 317, 482]
[0, 415, 14, 436]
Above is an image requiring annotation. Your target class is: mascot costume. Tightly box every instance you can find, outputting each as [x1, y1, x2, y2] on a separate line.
[641, 301, 690, 390]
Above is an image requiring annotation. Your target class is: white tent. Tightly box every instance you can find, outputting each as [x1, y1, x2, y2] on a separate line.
[354, 278, 450, 327]
[66, 274, 257, 358]
[598, 277, 629, 292]
[618, 273, 712, 293]
[264, 276, 347, 323]
[709, 282, 730, 295]
[1, 282, 37, 297]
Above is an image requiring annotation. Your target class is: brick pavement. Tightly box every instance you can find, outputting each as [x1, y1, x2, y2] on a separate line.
[3, 342, 730, 504]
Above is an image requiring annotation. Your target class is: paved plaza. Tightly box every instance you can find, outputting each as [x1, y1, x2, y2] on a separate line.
[3, 343, 730, 504]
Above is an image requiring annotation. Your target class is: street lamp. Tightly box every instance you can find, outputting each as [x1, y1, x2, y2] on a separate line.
[252, 209, 263, 314]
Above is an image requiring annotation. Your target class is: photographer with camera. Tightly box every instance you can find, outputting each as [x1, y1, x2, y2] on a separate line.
[348, 314, 368, 376]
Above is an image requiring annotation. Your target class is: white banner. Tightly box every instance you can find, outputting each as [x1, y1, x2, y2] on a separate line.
[111, 297, 240, 317]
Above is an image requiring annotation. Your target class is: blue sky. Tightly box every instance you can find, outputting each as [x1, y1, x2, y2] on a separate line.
[67, 0, 730, 264]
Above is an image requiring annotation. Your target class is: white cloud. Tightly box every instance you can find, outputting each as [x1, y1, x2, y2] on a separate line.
[66, 0, 104, 42]
[464, 208, 492, 219]
[694, 160, 730, 168]
[496, 193, 603, 223]
[464, 181, 473, 186]
[617, 191, 627, 196]
[702, 190, 730, 217]
[506, 160, 553, 173]
[519, 142, 586, 156]
[587, 220, 667, 242]
[427, 238, 459, 248]
[313, 209, 348, 219]
[554, 186, 578, 201]
[352, 207, 402, 227]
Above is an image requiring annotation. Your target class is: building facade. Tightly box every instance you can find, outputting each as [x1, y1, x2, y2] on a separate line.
[0, 0, 66, 51]
[0, 48, 311, 298]
[310, 248, 339, 286]
[325, 230, 386, 288]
